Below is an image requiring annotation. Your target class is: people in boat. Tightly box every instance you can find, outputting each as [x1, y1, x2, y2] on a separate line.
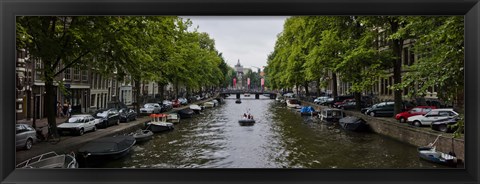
[243, 113, 247, 119]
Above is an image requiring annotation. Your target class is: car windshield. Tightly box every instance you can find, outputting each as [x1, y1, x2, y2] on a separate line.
[96, 111, 108, 118]
[409, 108, 421, 113]
[144, 104, 155, 108]
[68, 117, 84, 123]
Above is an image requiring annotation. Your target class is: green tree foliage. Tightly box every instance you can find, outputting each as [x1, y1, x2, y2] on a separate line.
[17, 16, 227, 137]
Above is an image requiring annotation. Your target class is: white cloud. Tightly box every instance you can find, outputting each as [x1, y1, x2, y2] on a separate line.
[184, 16, 287, 70]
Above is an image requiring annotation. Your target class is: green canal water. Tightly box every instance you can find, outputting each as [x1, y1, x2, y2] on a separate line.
[101, 96, 444, 168]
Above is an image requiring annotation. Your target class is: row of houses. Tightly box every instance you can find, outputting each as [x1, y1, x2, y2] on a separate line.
[15, 49, 184, 120]
[295, 37, 443, 103]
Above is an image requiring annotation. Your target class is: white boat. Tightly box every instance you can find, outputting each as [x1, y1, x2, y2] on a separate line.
[244, 93, 251, 97]
[286, 99, 301, 109]
[212, 99, 219, 107]
[146, 114, 174, 133]
[204, 102, 215, 108]
[16, 151, 79, 168]
[167, 113, 180, 123]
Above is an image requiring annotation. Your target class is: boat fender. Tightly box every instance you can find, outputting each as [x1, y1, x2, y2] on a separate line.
[448, 151, 456, 157]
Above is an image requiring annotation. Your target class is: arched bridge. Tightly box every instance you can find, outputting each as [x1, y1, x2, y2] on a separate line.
[219, 90, 277, 99]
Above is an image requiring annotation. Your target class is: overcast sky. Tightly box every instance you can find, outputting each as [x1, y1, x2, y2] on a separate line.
[184, 16, 287, 71]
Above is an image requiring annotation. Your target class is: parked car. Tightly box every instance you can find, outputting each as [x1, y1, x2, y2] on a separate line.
[178, 97, 188, 105]
[140, 103, 162, 114]
[16, 124, 38, 150]
[119, 108, 137, 122]
[93, 109, 121, 128]
[161, 100, 173, 112]
[395, 106, 436, 123]
[337, 100, 368, 110]
[314, 96, 329, 104]
[319, 98, 334, 106]
[172, 99, 181, 108]
[431, 117, 461, 133]
[364, 102, 395, 117]
[57, 114, 99, 136]
[333, 98, 355, 108]
[323, 95, 354, 107]
[407, 108, 459, 127]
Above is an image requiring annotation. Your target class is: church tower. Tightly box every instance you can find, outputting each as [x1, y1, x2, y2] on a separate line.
[234, 59, 244, 89]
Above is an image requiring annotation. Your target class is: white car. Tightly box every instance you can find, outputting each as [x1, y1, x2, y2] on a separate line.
[140, 103, 162, 114]
[314, 96, 329, 104]
[407, 108, 459, 127]
[57, 114, 99, 136]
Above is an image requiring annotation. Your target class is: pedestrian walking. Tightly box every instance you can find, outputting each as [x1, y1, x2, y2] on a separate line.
[57, 102, 63, 117]
[68, 103, 72, 117]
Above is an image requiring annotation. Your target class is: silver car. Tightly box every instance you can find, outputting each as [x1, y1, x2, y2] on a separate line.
[16, 124, 38, 150]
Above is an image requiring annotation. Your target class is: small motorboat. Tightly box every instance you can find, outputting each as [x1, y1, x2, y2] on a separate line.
[189, 104, 202, 114]
[338, 116, 370, 132]
[211, 99, 219, 107]
[235, 99, 242, 104]
[146, 114, 175, 133]
[16, 151, 79, 168]
[178, 108, 194, 119]
[244, 93, 250, 97]
[77, 135, 136, 167]
[318, 109, 345, 124]
[166, 113, 181, 123]
[239, 113, 255, 126]
[129, 129, 154, 143]
[300, 106, 318, 116]
[204, 102, 215, 108]
[418, 146, 458, 167]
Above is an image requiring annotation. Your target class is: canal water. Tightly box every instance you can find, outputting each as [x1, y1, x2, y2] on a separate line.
[102, 95, 443, 168]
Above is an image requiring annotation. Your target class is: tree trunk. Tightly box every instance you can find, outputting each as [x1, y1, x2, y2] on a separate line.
[332, 72, 338, 98]
[159, 83, 165, 101]
[45, 79, 58, 138]
[134, 78, 141, 114]
[354, 92, 362, 111]
[304, 81, 309, 97]
[392, 38, 404, 115]
[316, 78, 321, 97]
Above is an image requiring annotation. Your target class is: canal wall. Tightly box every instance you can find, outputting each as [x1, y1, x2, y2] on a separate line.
[302, 101, 465, 161]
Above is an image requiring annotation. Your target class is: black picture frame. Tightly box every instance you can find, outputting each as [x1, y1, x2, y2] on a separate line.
[1, 0, 479, 184]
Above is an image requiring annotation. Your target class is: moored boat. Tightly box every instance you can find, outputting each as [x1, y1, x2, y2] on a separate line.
[16, 151, 79, 168]
[318, 109, 345, 124]
[204, 102, 215, 108]
[178, 108, 194, 119]
[418, 146, 458, 167]
[212, 99, 219, 107]
[146, 114, 175, 133]
[77, 135, 136, 167]
[129, 129, 154, 143]
[235, 99, 242, 104]
[300, 106, 318, 116]
[166, 113, 181, 123]
[338, 116, 370, 132]
[189, 104, 202, 114]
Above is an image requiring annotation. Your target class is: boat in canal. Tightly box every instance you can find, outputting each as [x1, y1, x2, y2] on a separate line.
[212, 99, 219, 107]
[338, 116, 370, 132]
[167, 113, 181, 123]
[16, 151, 79, 168]
[418, 146, 458, 167]
[204, 101, 215, 108]
[286, 99, 301, 109]
[239, 113, 255, 126]
[318, 109, 345, 124]
[189, 104, 203, 114]
[146, 114, 174, 133]
[300, 106, 318, 116]
[77, 135, 136, 167]
[235, 99, 242, 104]
[178, 108, 195, 119]
[129, 129, 154, 143]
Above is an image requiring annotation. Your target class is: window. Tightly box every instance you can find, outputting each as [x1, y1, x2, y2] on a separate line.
[81, 70, 88, 82]
[409, 50, 415, 66]
[64, 68, 71, 81]
[90, 94, 96, 107]
[403, 47, 409, 65]
[439, 111, 450, 116]
[73, 67, 80, 81]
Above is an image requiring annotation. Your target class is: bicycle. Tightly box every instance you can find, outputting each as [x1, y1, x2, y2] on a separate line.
[37, 123, 61, 145]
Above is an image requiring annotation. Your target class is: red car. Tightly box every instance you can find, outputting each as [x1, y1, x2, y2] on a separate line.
[333, 98, 354, 108]
[395, 106, 436, 123]
[172, 99, 181, 108]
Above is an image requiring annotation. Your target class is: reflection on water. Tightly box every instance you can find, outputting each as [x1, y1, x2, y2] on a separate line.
[102, 96, 442, 168]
